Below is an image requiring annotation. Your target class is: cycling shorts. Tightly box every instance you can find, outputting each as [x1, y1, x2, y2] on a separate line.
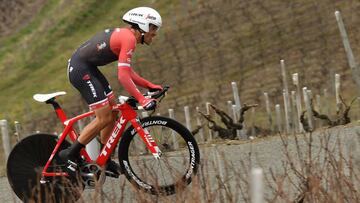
[67, 54, 115, 110]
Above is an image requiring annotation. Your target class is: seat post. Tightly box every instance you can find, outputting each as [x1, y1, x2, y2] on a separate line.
[46, 98, 68, 122]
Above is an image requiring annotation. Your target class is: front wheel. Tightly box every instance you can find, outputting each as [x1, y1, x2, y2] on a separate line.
[118, 116, 200, 195]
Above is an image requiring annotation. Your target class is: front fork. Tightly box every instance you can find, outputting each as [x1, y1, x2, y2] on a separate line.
[130, 118, 162, 159]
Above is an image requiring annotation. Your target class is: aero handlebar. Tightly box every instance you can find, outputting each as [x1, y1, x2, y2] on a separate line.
[118, 85, 170, 110]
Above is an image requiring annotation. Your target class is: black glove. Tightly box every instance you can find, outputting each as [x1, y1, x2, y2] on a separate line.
[141, 98, 157, 111]
[147, 84, 163, 92]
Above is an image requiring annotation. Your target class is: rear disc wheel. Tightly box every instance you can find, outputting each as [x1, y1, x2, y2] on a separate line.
[7, 134, 84, 203]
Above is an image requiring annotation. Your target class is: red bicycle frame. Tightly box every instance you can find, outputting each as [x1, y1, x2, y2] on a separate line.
[41, 101, 161, 178]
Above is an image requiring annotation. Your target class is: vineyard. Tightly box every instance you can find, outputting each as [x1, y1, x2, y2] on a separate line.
[1, 1, 360, 202]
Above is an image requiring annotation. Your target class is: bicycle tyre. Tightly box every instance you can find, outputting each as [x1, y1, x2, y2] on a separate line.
[118, 116, 200, 195]
[6, 134, 84, 203]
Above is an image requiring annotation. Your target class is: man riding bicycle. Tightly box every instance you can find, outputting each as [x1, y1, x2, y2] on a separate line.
[59, 7, 163, 178]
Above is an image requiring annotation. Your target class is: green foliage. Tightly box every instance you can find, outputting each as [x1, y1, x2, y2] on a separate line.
[0, 0, 154, 122]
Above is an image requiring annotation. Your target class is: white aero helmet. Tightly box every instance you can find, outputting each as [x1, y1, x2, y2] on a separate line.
[122, 7, 162, 33]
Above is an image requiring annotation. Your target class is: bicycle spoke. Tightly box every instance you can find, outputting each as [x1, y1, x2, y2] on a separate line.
[131, 133, 185, 183]
[158, 161, 170, 186]
[121, 116, 200, 195]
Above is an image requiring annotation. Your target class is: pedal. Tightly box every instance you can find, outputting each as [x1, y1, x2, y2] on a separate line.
[40, 177, 49, 184]
[105, 171, 120, 178]
[80, 172, 95, 179]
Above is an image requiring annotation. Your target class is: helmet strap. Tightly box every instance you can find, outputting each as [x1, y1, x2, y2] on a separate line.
[141, 33, 145, 44]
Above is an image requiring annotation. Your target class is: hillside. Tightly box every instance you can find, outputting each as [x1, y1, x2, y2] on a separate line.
[1, 0, 360, 132]
[0, 0, 45, 38]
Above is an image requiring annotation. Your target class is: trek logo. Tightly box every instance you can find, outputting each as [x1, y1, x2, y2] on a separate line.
[86, 80, 97, 98]
[82, 74, 90, 80]
[143, 129, 155, 147]
[96, 42, 106, 51]
[126, 49, 133, 56]
[101, 117, 126, 156]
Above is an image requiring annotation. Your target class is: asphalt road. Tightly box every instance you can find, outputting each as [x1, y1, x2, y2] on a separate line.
[1, 124, 359, 202]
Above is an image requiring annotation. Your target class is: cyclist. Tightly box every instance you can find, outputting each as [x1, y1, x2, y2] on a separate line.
[59, 7, 163, 178]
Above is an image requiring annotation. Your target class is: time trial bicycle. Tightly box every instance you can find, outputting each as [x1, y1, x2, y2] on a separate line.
[7, 86, 200, 203]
